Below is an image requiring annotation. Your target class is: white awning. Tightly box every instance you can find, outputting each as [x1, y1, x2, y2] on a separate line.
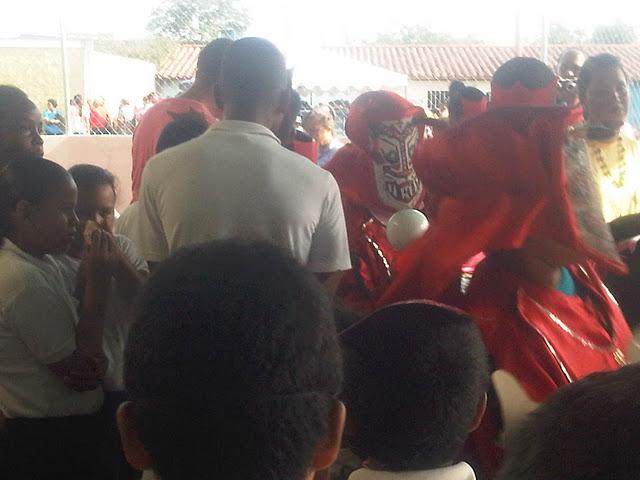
[290, 50, 407, 98]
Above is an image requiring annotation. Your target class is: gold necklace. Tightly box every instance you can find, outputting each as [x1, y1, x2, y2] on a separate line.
[590, 136, 627, 188]
[524, 293, 627, 367]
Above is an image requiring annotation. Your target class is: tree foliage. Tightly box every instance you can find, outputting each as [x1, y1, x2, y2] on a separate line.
[148, 0, 249, 43]
[591, 23, 638, 44]
[375, 25, 482, 44]
[546, 24, 587, 45]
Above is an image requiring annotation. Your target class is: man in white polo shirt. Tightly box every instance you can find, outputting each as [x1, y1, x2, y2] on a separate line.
[130, 37, 351, 279]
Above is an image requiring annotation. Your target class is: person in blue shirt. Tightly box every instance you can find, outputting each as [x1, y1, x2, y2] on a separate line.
[43, 99, 65, 135]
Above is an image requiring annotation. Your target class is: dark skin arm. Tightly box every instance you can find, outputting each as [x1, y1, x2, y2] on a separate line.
[609, 214, 640, 243]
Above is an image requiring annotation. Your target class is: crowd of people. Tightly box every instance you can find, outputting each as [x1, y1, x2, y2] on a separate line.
[1, 34, 640, 480]
[40, 92, 162, 136]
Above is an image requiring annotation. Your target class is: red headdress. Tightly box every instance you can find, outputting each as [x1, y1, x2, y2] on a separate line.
[380, 106, 625, 305]
[326, 91, 426, 216]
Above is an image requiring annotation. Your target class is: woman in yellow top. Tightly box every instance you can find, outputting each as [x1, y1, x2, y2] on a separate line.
[577, 53, 640, 239]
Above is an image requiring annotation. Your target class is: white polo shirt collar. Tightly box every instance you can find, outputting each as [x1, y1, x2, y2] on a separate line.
[349, 463, 476, 480]
[209, 120, 282, 144]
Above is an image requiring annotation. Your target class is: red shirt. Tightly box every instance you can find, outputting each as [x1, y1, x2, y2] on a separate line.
[130, 98, 215, 201]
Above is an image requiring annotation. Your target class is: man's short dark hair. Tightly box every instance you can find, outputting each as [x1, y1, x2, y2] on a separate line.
[218, 37, 288, 111]
[340, 301, 489, 471]
[47, 98, 58, 108]
[196, 38, 234, 86]
[156, 117, 209, 153]
[124, 240, 343, 480]
[577, 53, 627, 102]
[499, 364, 640, 480]
[492, 57, 556, 89]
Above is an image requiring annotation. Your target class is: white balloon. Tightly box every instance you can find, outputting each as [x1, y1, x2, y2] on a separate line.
[386, 209, 430, 251]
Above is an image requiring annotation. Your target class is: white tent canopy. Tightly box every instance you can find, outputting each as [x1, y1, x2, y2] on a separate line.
[290, 50, 408, 99]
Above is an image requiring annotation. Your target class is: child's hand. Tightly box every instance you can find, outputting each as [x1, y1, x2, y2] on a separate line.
[84, 229, 118, 284]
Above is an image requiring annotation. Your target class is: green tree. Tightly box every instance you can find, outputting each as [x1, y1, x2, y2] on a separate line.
[591, 22, 638, 44]
[375, 25, 482, 44]
[148, 0, 249, 43]
[546, 24, 587, 44]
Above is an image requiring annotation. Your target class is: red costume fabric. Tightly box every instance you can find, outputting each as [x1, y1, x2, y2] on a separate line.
[378, 105, 631, 477]
[567, 104, 585, 126]
[326, 92, 426, 313]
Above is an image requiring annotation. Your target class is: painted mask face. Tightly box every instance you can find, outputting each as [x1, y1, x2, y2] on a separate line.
[369, 117, 423, 211]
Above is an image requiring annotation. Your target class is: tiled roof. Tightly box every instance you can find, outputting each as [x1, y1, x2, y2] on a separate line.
[157, 43, 640, 81]
[326, 44, 640, 81]
[157, 43, 203, 80]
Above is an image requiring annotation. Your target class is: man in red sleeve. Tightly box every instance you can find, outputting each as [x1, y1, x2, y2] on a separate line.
[130, 38, 232, 201]
[326, 91, 426, 313]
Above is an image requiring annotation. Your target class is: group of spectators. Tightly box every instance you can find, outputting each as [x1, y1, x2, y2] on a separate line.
[40, 92, 161, 136]
[1, 34, 640, 480]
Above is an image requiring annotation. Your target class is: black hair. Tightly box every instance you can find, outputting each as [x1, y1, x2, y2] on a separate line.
[277, 89, 302, 145]
[196, 38, 234, 86]
[0, 156, 72, 242]
[67, 164, 116, 196]
[0, 85, 36, 133]
[492, 57, 555, 89]
[577, 53, 628, 104]
[341, 302, 489, 471]
[218, 37, 288, 112]
[499, 364, 640, 480]
[124, 240, 343, 480]
[47, 98, 58, 108]
[448, 81, 487, 122]
[156, 117, 209, 153]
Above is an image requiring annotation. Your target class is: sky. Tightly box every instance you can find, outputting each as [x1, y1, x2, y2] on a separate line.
[2, 0, 640, 52]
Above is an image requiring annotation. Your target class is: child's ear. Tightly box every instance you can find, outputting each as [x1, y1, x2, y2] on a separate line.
[117, 401, 154, 472]
[311, 399, 347, 472]
[469, 393, 488, 433]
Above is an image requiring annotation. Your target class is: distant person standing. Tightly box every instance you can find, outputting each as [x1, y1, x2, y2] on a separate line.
[115, 99, 135, 134]
[69, 95, 89, 135]
[129, 37, 351, 285]
[42, 99, 64, 135]
[90, 98, 111, 135]
[303, 105, 343, 167]
[130, 38, 232, 201]
[557, 49, 587, 125]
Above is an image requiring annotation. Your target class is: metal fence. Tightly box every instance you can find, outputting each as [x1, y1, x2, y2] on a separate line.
[2, 1, 640, 135]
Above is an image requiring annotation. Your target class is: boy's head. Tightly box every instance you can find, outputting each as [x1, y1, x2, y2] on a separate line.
[340, 301, 489, 471]
[0, 85, 44, 159]
[117, 240, 345, 480]
[499, 364, 640, 480]
[156, 116, 209, 153]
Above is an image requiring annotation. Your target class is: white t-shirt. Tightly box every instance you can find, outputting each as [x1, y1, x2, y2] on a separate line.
[56, 235, 149, 392]
[114, 202, 140, 240]
[349, 463, 476, 480]
[0, 239, 103, 418]
[129, 120, 351, 273]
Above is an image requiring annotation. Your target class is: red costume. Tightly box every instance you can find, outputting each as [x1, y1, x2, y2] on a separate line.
[379, 106, 632, 477]
[326, 92, 426, 313]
